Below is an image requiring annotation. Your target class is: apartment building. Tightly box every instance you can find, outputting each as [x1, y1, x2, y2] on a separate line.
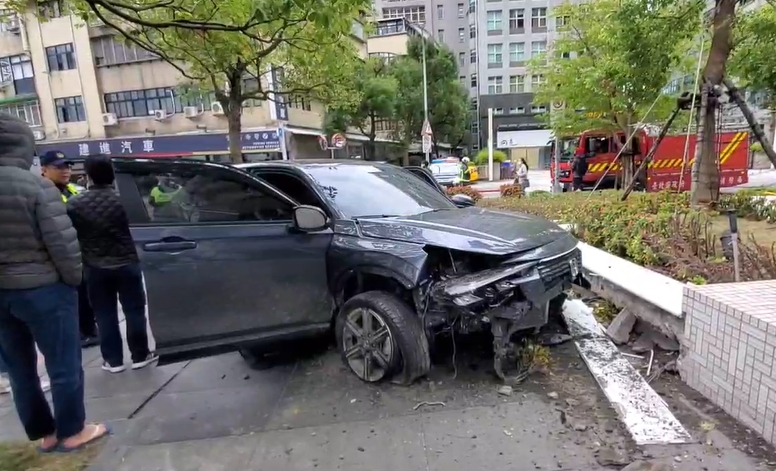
[374, 0, 561, 167]
[0, 3, 369, 161]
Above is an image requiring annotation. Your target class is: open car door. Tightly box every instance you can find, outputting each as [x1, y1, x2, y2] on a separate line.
[405, 166, 446, 194]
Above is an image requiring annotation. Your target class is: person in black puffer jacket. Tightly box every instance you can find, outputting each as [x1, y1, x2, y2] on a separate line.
[67, 154, 158, 375]
[0, 113, 109, 452]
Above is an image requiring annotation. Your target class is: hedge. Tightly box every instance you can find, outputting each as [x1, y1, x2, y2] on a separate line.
[480, 191, 776, 284]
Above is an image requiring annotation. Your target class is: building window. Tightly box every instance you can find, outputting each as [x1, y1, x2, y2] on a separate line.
[0, 9, 17, 33]
[531, 8, 547, 28]
[556, 15, 569, 29]
[104, 87, 183, 118]
[531, 40, 546, 57]
[470, 49, 477, 64]
[459, 75, 466, 85]
[374, 119, 397, 132]
[487, 10, 503, 30]
[458, 52, 465, 66]
[487, 76, 503, 94]
[494, 108, 504, 115]
[531, 105, 547, 113]
[531, 74, 545, 90]
[39, 0, 63, 19]
[468, 0, 476, 14]
[458, 3, 465, 17]
[0, 54, 35, 95]
[509, 107, 525, 114]
[54, 96, 86, 123]
[287, 95, 311, 111]
[509, 9, 524, 29]
[471, 74, 477, 88]
[45, 43, 76, 71]
[470, 25, 476, 39]
[382, 6, 426, 25]
[509, 42, 525, 62]
[437, 4, 444, 19]
[470, 98, 478, 110]
[0, 100, 41, 127]
[561, 51, 571, 59]
[437, 29, 445, 41]
[487, 44, 503, 65]
[91, 35, 158, 66]
[459, 27, 465, 42]
[509, 75, 525, 93]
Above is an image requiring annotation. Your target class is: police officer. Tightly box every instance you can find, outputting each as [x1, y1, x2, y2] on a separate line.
[40, 151, 99, 348]
[458, 157, 472, 185]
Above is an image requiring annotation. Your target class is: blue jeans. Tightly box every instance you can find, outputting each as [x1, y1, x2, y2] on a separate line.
[0, 282, 85, 440]
[86, 263, 149, 366]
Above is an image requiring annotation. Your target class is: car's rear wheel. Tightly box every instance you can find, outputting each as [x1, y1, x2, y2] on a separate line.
[335, 291, 430, 384]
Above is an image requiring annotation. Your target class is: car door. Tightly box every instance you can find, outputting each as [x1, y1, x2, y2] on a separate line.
[114, 160, 333, 363]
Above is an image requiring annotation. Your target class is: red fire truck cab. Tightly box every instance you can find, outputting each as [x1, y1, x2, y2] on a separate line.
[550, 128, 749, 191]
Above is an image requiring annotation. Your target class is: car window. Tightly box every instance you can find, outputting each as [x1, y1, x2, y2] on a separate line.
[247, 170, 322, 208]
[131, 167, 293, 223]
[303, 163, 456, 218]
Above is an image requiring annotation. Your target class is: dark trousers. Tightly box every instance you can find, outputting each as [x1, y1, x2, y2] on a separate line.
[572, 176, 584, 191]
[78, 282, 98, 338]
[0, 282, 85, 440]
[85, 263, 149, 366]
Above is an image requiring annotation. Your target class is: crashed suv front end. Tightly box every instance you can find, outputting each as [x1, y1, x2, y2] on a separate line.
[417, 234, 581, 382]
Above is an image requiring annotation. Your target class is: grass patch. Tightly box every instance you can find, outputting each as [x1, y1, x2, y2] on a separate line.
[591, 300, 619, 326]
[0, 441, 101, 471]
[709, 216, 776, 248]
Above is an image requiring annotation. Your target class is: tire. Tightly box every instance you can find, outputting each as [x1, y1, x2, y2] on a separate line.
[335, 291, 430, 385]
[548, 292, 569, 321]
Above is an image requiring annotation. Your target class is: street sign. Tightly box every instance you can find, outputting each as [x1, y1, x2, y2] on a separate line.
[317, 135, 328, 151]
[421, 119, 433, 136]
[552, 101, 565, 111]
[422, 134, 432, 154]
[331, 133, 347, 149]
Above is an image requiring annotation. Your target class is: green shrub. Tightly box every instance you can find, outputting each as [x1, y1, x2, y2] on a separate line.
[474, 149, 507, 166]
[751, 142, 764, 153]
[446, 185, 483, 202]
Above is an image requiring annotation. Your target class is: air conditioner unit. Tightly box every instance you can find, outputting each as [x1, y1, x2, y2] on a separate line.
[211, 102, 225, 116]
[102, 113, 118, 126]
[32, 129, 45, 141]
[183, 106, 200, 119]
[153, 109, 167, 121]
[7, 17, 20, 33]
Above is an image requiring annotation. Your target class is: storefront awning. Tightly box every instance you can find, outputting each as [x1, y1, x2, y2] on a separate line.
[496, 129, 553, 148]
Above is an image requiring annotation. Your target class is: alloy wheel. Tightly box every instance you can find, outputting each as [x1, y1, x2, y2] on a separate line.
[341, 307, 395, 382]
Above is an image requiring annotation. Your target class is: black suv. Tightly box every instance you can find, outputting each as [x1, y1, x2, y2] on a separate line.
[111, 158, 580, 384]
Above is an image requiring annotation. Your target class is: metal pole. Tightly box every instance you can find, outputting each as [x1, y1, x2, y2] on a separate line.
[727, 210, 741, 282]
[487, 107, 494, 182]
[553, 135, 561, 193]
[422, 38, 430, 164]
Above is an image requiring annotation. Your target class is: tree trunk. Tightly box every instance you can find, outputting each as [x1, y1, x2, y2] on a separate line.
[366, 136, 376, 160]
[691, 0, 735, 207]
[691, 85, 720, 206]
[226, 96, 244, 164]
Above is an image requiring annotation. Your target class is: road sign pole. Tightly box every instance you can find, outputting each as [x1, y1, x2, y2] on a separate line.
[422, 38, 430, 164]
[487, 107, 494, 182]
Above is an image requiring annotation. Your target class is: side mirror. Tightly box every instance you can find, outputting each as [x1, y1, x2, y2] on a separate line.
[292, 205, 328, 232]
[450, 193, 475, 208]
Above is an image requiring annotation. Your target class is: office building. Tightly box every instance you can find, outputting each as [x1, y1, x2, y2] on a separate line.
[0, 3, 370, 161]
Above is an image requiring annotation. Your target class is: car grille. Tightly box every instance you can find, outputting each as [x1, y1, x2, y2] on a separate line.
[537, 249, 581, 287]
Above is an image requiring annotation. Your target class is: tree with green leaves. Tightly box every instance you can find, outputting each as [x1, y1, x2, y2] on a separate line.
[529, 0, 703, 187]
[390, 54, 425, 166]
[324, 58, 398, 160]
[728, 6, 776, 106]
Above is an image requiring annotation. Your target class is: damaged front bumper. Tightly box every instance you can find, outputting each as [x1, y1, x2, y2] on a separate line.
[428, 247, 582, 382]
[430, 247, 582, 330]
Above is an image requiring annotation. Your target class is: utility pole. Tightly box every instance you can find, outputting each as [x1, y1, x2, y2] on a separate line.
[487, 107, 494, 181]
[421, 37, 431, 164]
[553, 135, 561, 193]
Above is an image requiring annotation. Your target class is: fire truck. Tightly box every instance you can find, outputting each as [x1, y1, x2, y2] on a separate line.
[550, 128, 749, 192]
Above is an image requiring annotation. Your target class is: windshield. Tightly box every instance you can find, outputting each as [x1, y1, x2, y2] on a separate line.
[429, 163, 459, 176]
[558, 137, 579, 162]
[303, 163, 456, 218]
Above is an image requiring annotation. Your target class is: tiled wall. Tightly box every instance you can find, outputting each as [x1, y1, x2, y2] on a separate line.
[680, 280, 776, 444]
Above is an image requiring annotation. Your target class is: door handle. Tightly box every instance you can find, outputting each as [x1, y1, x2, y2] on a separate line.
[142, 241, 197, 252]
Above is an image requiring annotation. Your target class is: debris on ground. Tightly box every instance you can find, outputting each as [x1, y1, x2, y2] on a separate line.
[559, 410, 589, 432]
[594, 446, 631, 467]
[606, 308, 637, 345]
[547, 391, 559, 400]
[620, 460, 670, 471]
[412, 401, 446, 410]
[591, 300, 620, 326]
[537, 332, 573, 346]
[497, 385, 513, 396]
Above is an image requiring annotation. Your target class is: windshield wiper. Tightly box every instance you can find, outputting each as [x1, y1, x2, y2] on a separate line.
[353, 214, 403, 219]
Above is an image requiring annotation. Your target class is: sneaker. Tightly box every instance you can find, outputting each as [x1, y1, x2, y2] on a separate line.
[101, 362, 126, 374]
[0, 375, 10, 395]
[131, 353, 159, 370]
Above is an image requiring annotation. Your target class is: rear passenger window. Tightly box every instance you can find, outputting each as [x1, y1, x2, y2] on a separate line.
[132, 168, 293, 223]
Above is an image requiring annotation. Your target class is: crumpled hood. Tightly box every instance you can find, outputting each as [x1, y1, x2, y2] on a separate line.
[356, 207, 573, 256]
[0, 114, 35, 170]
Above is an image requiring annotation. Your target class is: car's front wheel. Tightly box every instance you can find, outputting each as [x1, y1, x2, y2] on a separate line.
[335, 291, 430, 385]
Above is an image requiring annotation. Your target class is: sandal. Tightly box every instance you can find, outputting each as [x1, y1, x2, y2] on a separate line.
[55, 423, 111, 453]
[37, 438, 58, 454]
